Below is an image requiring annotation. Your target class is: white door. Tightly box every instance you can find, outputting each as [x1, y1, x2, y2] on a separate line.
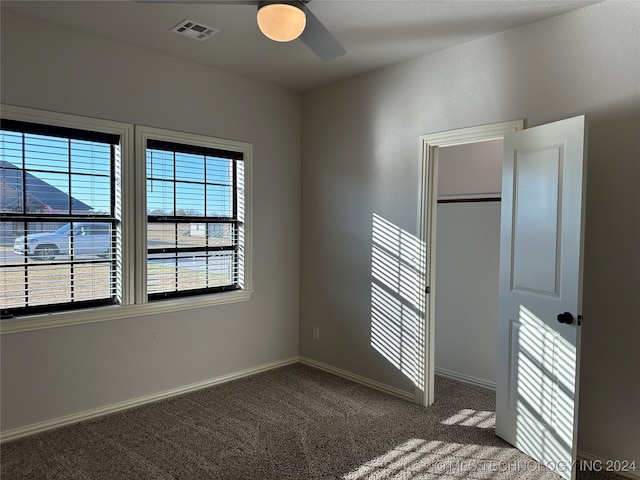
[496, 115, 587, 480]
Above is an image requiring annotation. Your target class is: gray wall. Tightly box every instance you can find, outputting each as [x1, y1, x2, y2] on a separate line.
[434, 202, 500, 387]
[300, 1, 639, 465]
[1, 11, 301, 432]
[434, 140, 503, 387]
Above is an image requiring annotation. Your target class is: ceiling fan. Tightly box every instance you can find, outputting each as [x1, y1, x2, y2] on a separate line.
[137, 0, 345, 61]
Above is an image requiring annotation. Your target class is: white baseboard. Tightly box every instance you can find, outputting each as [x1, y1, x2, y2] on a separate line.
[434, 366, 496, 391]
[577, 450, 639, 480]
[0, 356, 299, 443]
[299, 356, 416, 403]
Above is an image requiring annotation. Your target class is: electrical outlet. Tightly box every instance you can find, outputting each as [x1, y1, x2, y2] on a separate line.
[313, 326, 320, 340]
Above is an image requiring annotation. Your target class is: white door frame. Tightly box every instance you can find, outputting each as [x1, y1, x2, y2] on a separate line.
[416, 119, 523, 407]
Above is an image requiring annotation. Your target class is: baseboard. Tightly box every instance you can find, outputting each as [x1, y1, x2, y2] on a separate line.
[299, 356, 416, 403]
[434, 366, 496, 391]
[577, 450, 639, 480]
[0, 356, 299, 443]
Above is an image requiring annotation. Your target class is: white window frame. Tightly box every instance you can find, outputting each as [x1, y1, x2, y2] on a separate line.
[0, 106, 253, 334]
[134, 125, 253, 306]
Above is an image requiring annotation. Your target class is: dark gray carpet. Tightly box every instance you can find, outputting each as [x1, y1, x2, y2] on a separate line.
[0, 363, 628, 479]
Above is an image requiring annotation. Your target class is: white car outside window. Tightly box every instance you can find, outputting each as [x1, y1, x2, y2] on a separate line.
[13, 223, 111, 260]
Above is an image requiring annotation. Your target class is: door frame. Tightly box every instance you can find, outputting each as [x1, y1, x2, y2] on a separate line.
[415, 119, 523, 407]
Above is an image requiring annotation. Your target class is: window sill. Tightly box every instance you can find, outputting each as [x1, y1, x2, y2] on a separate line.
[0, 290, 253, 335]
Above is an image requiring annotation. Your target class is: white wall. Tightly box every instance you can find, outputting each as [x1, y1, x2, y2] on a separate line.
[437, 140, 503, 198]
[435, 202, 500, 387]
[300, 1, 639, 466]
[434, 140, 503, 387]
[1, 11, 301, 433]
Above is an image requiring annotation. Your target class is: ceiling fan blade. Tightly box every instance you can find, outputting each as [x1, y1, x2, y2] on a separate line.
[300, 6, 345, 61]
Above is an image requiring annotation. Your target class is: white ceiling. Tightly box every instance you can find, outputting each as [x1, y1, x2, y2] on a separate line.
[1, 0, 600, 91]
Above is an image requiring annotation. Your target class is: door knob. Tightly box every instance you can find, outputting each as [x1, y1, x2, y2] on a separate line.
[557, 312, 574, 325]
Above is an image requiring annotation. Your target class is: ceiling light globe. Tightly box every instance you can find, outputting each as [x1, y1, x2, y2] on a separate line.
[257, 2, 306, 42]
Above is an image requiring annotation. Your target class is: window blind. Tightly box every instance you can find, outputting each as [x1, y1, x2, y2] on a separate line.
[0, 123, 118, 318]
[146, 140, 244, 299]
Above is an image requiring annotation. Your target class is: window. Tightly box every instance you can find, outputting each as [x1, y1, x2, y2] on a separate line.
[0, 119, 119, 318]
[145, 138, 246, 299]
[0, 106, 252, 331]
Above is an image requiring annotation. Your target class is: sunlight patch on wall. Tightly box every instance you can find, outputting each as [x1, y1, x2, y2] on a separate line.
[371, 213, 426, 389]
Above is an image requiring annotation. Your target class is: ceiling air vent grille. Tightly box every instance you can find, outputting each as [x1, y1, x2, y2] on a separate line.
[171, 19, 219, 41]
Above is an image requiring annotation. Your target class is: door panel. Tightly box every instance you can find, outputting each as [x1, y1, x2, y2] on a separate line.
[496, 115, 587, 480]
[511, 146, 562, 296]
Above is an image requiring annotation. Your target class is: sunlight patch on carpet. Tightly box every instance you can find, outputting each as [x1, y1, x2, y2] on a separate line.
[341, 438, 552, 479]
[441, 408, 495, 429]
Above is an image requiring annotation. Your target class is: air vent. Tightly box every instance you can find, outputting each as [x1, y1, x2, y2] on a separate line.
[171, 19, 219, 41]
